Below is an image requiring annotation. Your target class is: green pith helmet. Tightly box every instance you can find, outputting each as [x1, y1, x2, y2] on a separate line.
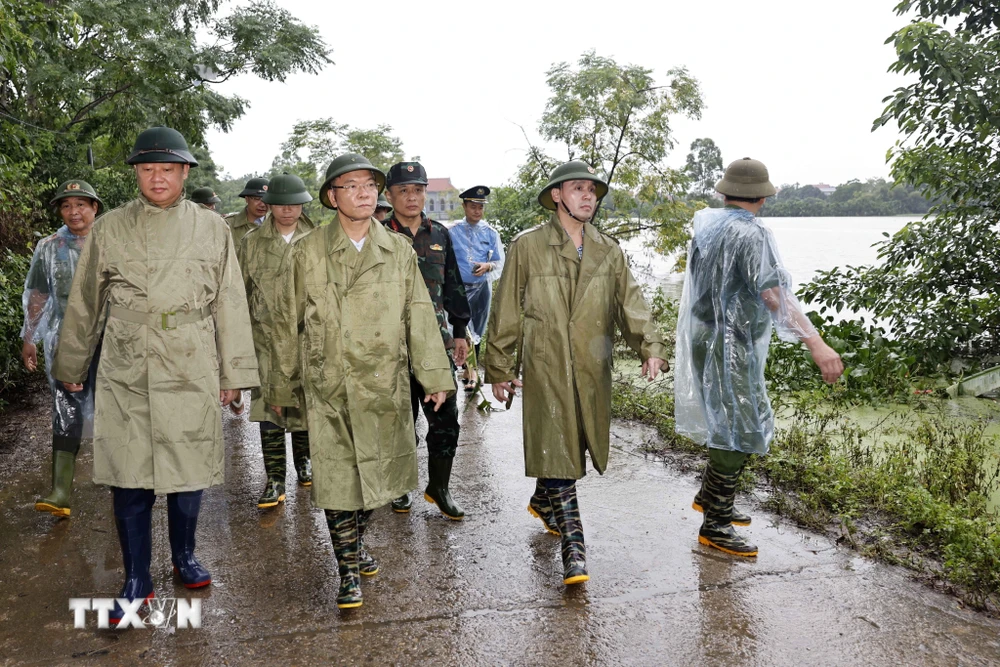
[537, 160, 608, 210]
[125, 126, 198, 165]
[262, 173, 313, 206]
[49, 179, 103, 214]
[319, 153, 386, 209]
[376, 193, 392, 210]
[715, 157, 776, 199]
[190, 187, 221, 205]
[238, 177, 270, 198]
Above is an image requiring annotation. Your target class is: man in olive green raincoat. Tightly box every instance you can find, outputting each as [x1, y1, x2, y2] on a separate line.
[237, 172, 315, 509]
[267, 153, 453, 609]
[486, 160, 667, 586]
[52, 126, 259, 625]
[225, 177, 270, 243]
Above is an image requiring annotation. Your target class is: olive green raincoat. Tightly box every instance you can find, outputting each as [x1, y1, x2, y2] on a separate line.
[52, 195, 259, 494]
[237, 212, 315, 429]
[266, 217, 454, 511]
[485, 216, 666, 479]
[225, 207, 261, 243]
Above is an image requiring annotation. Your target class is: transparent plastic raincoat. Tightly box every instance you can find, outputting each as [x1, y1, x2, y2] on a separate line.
[674, 207, 816, 454]
[21, 226, 97, 440]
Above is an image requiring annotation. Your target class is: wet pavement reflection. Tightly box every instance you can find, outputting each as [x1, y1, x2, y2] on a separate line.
[1, 388, 999, 665]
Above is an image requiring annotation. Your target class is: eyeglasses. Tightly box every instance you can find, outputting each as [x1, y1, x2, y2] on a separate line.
[330, 182, 380, 194]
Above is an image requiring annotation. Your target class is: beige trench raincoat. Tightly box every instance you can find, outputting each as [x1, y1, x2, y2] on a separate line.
[266, 217, 454, 511]
[237, 212, 315, 430]
[52, 195, 259, 494]
[485, 216, 666, 479]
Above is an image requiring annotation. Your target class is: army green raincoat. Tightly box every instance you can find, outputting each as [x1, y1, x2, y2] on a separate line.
[237, 212, 315, 429]
[225, 207, 261, 243]
[485, 216, 666, 479]
[52, 195, 259, 494]
[266, 217, 454, 511]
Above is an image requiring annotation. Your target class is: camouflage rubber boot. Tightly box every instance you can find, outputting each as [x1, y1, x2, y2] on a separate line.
[257, 429, 287, 508]
[326, 510, 363, 609]
[424, 456, 465, 520]
[35, 450, 76, 518]
[356, 509, 379, 577]
[547, 482, 589, 585]
[527, 480, 559, 535]
[697, 464, 758, 557]
[391, 492, 412, 513]
[291, 431, 312, 487]
[692, 464, 751, 526]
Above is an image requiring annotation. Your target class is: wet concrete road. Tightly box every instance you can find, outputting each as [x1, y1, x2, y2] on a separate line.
[2, 388, 1000, 666]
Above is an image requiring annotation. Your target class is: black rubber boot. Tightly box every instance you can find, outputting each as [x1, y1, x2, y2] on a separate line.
[356, 509, 379, 577]
[391, 492, 412, 513]
[35, 449, 76, 518]
[693, 461, 752, 526]
[167, 491, 211, 588]
[698, 464, 758, 557]
[424, 456, 465, 520]
[547, 482, 589, 585]
[326, 510, 363, 609]
[528, 480, 559, 535]
[109, 488, 155, 626]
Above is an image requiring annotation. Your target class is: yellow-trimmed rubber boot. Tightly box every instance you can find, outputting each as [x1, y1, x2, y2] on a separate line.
[356, 509, 379, 577]
[528, 480, 559, 535]
[35, 450, 76, 518]
[698, 465, 757, 558]
[548, 482, 589, 585]
[326, 510, 363, 609]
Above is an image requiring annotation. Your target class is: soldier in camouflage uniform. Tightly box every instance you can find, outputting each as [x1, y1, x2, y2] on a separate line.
[237, 173, 315, 509]
[383, 161, 471, 520]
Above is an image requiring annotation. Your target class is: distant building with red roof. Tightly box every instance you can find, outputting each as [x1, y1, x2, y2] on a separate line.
[425, 177, 462, 220]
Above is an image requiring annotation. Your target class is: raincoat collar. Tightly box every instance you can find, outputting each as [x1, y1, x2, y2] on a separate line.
[260, 211, 315, 241]
[328, 215, 394, 281]
[545, 215, 613, 314]
[138, 192, 185, 214]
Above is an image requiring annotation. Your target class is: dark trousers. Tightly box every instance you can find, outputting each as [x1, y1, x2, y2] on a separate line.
[409, 374, 459, 459]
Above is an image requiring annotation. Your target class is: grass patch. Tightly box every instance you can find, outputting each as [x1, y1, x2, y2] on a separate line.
[612, 376, 1000, 612]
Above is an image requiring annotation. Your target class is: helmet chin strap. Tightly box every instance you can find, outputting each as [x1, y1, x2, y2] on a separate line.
[559, 199, 590, 223]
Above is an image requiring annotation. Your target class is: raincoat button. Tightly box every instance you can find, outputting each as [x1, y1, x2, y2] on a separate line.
[345, 331, 351, 338]
[421, 361, 430, 369]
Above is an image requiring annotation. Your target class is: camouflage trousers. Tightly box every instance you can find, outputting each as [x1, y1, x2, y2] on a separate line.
[408, 373, 459, 459]
[260, 422, 310, 480]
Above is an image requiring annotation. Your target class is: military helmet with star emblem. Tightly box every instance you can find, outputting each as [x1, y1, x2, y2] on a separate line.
[48, 179, 104, 213]
[319, 153, 386, 209]
[538, 160, 608, 210]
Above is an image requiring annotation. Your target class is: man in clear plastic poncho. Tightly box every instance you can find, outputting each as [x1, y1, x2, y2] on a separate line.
[21, 180, 103, 518]
[675, 157, 844, 558]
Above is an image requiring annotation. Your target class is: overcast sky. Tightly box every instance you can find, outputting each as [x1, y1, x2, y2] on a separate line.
[204, 0, 910, 191]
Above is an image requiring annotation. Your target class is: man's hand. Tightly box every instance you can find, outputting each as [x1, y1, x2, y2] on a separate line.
[472, 262, 491, 277]
[220, 389, 238, 406]
[271, 405, 283, 417]
[491, 378, 523, 404]
[423, 391, 448, 412]
[62, 382, 84, 392]
[453, 338, 469, 367]
[805, 337, 844, 384]
[22, 342, 37, 372]
[642, 357, 668, 381]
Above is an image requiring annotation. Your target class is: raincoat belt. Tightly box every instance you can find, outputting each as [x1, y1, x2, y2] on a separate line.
[108, 304, 212, 330]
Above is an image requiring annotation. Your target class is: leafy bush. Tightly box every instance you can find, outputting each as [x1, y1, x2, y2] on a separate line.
[0, 249, 31, 402]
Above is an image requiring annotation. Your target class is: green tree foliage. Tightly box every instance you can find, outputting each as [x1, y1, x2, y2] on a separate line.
[0, 0, 330, 243]
[685, 137, 724, 199]
[803, 1, 1000, 366]
[763, 179, 932, 217]
[491, 51, 706, 252]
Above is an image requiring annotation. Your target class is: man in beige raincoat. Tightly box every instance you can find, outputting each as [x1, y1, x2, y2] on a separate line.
[52, 126, 258, 625]
[267, 153, 454, 610]
[237, 172, 315, 509]
[486, 160, 667, 586]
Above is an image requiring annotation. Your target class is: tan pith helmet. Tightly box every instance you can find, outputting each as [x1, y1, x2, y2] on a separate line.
[715, 157, 776, 199]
